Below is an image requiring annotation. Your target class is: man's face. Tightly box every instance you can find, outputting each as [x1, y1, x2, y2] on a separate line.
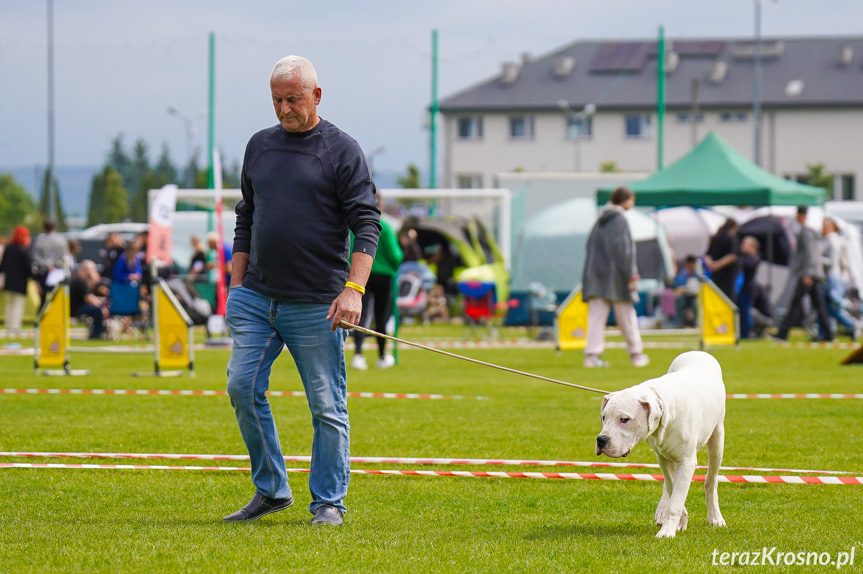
[271, 73, 321, 133]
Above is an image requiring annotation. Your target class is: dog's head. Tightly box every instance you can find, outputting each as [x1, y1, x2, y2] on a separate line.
[595, 388, 665, 458]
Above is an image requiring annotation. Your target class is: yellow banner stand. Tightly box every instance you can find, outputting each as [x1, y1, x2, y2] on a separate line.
[555, 285, 589, 351]
[133, 278, 194, 377]
[699, 279, 738, 348]
[34, 284, 89, 376]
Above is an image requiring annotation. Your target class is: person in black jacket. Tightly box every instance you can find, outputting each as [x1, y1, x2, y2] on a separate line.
[223, 55, 381, 527]
[0, 226, 35, 337]
[69, 260, 107, 340]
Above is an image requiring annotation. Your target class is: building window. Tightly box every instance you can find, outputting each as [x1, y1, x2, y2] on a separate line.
[676, 113, 704, 123]
[841, 174, 855, 200]
[509, 116, 535, 139]
[719, 112, 748, 122]
[566, 116, 593, 139]
[457, 174, 482, 189]
[457, 116, 483, 139]
[624, 114, 652, 138]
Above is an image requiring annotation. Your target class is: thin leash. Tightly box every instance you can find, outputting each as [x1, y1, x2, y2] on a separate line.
[340, 321, 611, 395]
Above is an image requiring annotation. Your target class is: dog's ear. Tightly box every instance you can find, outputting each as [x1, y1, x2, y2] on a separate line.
[639, 394, 664, 434]
[601, 393, 615, 415]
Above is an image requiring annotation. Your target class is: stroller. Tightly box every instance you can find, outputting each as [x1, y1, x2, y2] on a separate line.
[396, 262, 436, 323]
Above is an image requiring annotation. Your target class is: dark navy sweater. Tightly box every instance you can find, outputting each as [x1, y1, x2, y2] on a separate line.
[234, 119, 381, 303]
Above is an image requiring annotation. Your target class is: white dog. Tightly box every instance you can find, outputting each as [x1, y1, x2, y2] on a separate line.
[595, 351, 727, 538]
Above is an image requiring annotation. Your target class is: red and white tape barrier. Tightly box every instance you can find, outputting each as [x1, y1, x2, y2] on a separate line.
[2, 463, 861, 484]
[770, 341, 859, 350]
[0, 452, 850, 475]
[0, 388, 486, 400]
[727, 393, 863, 399]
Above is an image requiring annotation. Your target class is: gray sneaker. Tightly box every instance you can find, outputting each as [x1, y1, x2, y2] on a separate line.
[311, 504, 344, 526]
[584, 355, 611, 368]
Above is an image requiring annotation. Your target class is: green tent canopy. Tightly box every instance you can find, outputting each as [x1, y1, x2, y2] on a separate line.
[597, 131, 827, 207]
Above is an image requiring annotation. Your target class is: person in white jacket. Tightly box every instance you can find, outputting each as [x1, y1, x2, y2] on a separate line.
[821, 217, 861, 340]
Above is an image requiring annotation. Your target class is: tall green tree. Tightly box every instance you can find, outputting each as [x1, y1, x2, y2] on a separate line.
[88, 166, 128, 225]
[0, 174, 36, 234]
[87, 169, 107, 227]
[102, 167, 129, 223]
[38, 170, 67, 231]
[127, 140, 152, 222]
[107, 135, 131, 184]
[153, 143, 178, 185]
[397, 164, 421, 189]
[804, 163, 835, 196]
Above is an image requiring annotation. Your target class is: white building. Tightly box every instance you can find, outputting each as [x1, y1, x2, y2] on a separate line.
[439, 36, 863, 201]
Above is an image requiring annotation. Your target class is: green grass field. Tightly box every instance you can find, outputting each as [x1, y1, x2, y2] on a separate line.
[1, 326, 862, 573]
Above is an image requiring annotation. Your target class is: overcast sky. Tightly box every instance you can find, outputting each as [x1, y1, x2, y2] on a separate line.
[1, 0, 861, 182]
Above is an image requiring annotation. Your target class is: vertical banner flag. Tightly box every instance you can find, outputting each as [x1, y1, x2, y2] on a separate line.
[212, 150, 227, 316]
[147, 184, 178, 265]
[555, 286, 589, 351]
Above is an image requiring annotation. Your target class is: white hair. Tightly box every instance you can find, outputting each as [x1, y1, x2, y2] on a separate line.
[271, 55, 318, 88]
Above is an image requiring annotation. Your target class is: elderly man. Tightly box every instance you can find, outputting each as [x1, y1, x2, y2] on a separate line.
[223, 55, 381, 526]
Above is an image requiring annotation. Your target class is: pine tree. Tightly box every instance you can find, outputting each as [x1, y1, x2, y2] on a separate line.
[107, 135, 131, 184]
[153, 143, 178, 185]
[87, 169, 107, 227]
[127, 139, 151, 220]
[102, 166, 129, 223]
[39, 169, 67, 231]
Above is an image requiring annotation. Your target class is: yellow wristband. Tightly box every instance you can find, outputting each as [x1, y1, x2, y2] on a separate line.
[345, 281, 365, 295]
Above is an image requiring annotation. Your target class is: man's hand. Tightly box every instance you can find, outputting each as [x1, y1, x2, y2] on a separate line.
[801, 275, 813, 287]
[327, 287, 363, 332]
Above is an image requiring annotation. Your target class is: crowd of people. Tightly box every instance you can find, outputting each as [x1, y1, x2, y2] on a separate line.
[0, 222, 151, 339]
[666, 206, 861, 342]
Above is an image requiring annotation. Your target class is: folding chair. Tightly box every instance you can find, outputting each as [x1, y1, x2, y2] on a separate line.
[109, 282, 147, 339]
[457, 280, 501, 340]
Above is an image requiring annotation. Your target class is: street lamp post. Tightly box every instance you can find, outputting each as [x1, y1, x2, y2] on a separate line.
[557, 100, 596, 172]
[753, 0, 763, 167]
[366, 146, 385, 179]
[753, 0, 777, 167]
[167, 106, 195, 188]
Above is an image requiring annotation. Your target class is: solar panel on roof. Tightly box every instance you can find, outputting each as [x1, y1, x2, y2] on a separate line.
[589, 42, 649, 73]
[674, 41, 726, 57]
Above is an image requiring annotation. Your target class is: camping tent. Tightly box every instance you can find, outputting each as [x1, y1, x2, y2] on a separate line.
[507, 197, 674, 325]
[410, 215, 510, 302]
[651, 206, 728, 264]
[597, 131, 827, 207]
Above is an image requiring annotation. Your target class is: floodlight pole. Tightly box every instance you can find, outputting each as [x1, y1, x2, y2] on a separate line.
[207, 32, 216, 190]
[753, 0, 762, 166]
[656, 26, 665, 171]
[429, 30, 439, 216]
[46, 0, 56, 220]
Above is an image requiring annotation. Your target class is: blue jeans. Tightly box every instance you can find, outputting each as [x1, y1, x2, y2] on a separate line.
[737, 291, 753, 339]
[225, 286, 350, 514]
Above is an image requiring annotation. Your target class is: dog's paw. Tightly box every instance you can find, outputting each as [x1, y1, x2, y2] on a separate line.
[677, 508, 689, 531]
[656, 525, 677, 538]
[707, 513, 726, 528]
[654, 503, 669, 526]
